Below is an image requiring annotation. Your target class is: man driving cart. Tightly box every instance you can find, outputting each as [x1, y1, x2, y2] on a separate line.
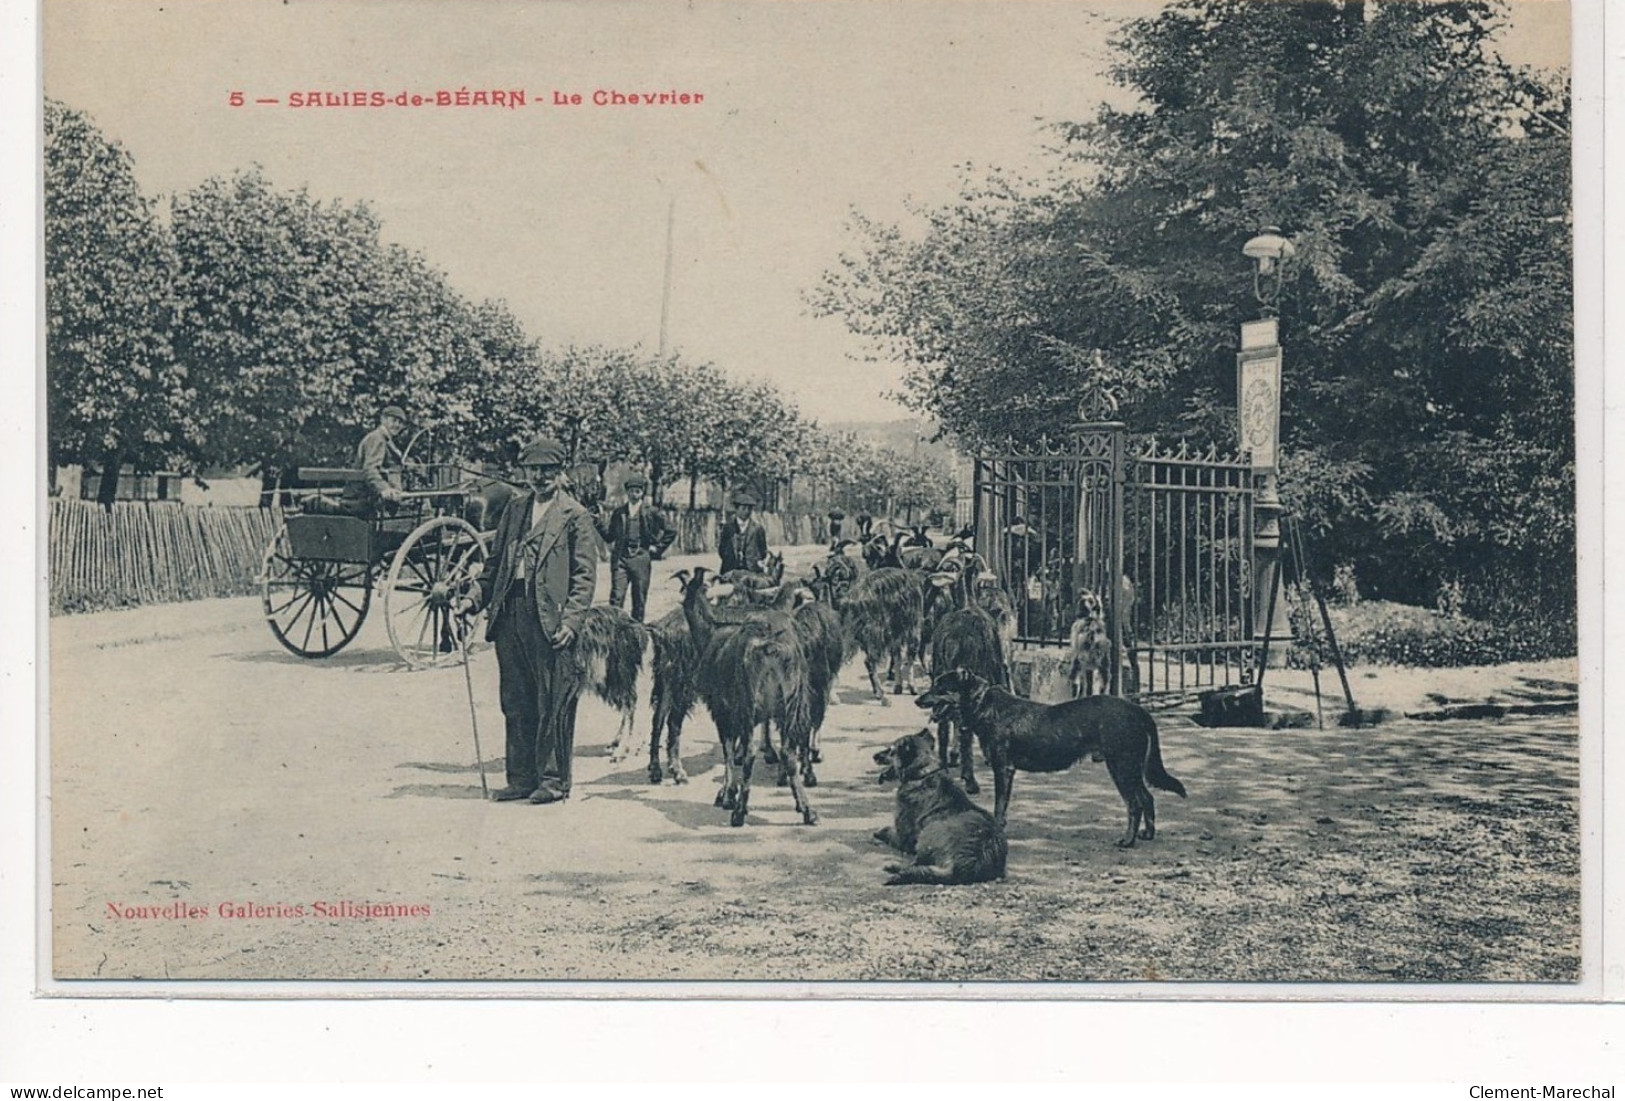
[340, 405, 410, 518]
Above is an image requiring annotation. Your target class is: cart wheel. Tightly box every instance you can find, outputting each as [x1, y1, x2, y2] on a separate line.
[382, 516, 489, 669]
[259, 522, 373, 658]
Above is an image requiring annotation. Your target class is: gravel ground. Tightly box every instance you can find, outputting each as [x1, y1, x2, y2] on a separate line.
[47, 546, 1580, 986]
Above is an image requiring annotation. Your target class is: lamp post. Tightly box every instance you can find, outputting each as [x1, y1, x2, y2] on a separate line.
[1238, 227, 1295, 653]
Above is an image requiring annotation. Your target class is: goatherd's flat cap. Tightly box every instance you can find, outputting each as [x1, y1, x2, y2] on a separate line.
[518, 436, 568, 468]
[731, 490, 759, 508]
[381, 405, 409, 422]
[623, 472, 648, 489]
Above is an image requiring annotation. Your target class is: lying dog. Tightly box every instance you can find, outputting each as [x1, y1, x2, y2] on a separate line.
[916, 668, 1186, 847]
[873, 730, 1007, 886]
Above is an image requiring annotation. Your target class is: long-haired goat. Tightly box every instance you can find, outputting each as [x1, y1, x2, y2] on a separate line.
[718, 549, 784, 595]
[839, 565, 924, 704]
[700, 577, 836, 787]
[562, 605, 647, 760]
[864, 530, 904, 570]
[899, 525, 946, 572]
[974, 571, 1018, 655]
[925, 553, 1008, 795]
[790, 587, 845, 773]
[680, 568, 818, 827]
[642, 600, 700, 785]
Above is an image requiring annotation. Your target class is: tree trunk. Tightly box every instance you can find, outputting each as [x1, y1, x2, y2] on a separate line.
[650, 459, 665, 506]
[95, 447, 123, 509]
[688, 472, 698, 510]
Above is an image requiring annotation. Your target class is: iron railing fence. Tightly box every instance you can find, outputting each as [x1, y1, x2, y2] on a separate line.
[973, 415, 1256, 700]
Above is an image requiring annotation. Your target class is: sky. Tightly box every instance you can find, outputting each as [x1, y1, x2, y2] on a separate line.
[42, 0, 1572, 425]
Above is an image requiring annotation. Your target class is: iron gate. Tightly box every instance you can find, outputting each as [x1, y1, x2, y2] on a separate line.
[973, 397, 1257, 699]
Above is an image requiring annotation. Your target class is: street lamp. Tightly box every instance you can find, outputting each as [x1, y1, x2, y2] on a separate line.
[1237, 226, 1294, 656]
[1242, 226, 1297, 314]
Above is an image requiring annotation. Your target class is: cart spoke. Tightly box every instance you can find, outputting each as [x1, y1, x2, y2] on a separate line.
[329, 586, 367, 619]
[413, 601, 435, 655]
[276, 585, 321, 631]
[264, 584, 313, 618]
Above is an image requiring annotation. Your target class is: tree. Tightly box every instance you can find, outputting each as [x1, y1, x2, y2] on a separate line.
[170, 168, 516, 482]
[44, 99, 191, 504]
[816, 0, 1572, 620]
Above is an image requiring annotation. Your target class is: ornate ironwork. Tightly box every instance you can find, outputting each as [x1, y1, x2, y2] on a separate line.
[973, 417, 1258, 700]
[1077, 385, 1122, 425]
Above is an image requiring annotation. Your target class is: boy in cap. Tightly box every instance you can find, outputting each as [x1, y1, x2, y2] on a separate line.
[595, 471, 675, 622]
[456, 436, 598, 804]
[718, 489, 769, 575]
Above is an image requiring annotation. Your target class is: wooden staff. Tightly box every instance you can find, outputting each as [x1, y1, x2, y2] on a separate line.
[460, 626, 489, 799]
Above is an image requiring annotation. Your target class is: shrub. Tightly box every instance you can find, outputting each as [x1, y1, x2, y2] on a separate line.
[1288, 599, 1575, 669]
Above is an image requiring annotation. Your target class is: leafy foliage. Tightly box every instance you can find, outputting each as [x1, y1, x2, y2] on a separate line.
[813, 0, 1573, 630]
[44, 99, 192, 500]
[1291, 598, 1572, 668]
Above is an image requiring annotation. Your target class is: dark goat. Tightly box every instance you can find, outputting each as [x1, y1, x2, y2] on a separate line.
[864, 531, 906, 570]
[642, 602, 699, 785]
[974, 571, 1018, 655]
[925, 554, 1008, 794]
[790, 589, 845, 774]
[563, 605, 647, 760]
[817, 544, 865, 601]
[900, 544, 946, 571]
[719, 549, 784, 592]
[680, 568, 818, 826]
[839, 566, 924, 704]
[707, 580, 829, 786]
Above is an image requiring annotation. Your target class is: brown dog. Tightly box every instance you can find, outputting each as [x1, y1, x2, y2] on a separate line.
[873, 730, 1007, 886]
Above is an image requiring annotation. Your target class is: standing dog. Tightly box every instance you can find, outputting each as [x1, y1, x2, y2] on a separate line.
[1066, 590, 1111, 698]
[916, 668, 1186, 847]
[873, 730, 1007, 886]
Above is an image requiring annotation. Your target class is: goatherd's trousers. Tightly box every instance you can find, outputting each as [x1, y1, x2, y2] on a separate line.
[492, 583, 580, 794]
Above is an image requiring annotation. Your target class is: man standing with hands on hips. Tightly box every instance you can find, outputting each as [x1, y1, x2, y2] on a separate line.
[596, 471, 675, 622]
[455, 436, 597, 805]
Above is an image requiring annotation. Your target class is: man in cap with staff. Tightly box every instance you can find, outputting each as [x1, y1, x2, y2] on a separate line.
[454, 435, 598, 805]
[595, 470, 675, 622]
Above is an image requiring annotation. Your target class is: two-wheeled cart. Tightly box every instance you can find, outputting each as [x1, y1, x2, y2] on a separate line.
[257, 456, 502, 669]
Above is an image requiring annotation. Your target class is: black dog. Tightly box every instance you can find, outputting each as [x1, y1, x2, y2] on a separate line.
[916, 668, 1186, 847]
[873, 730, 1007, 886]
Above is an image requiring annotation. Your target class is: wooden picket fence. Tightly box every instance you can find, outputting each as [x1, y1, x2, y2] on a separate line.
[49, 499, 829, 614]
[49, 499, 279, 614]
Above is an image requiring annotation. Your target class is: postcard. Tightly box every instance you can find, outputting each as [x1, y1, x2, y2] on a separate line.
[36, 0, 1596, 1000]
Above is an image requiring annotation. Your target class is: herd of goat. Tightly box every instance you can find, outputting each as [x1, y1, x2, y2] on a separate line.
[560, 525, 1025, 828]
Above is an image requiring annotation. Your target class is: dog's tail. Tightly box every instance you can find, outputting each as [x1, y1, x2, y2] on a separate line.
[1143, 723, 1187, 799]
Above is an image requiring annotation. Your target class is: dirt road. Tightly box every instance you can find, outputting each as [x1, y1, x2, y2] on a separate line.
[48, 547, 1580, 985]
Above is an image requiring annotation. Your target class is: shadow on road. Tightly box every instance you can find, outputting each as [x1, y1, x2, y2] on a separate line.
[387, 782, 488, 800]
[229, 646, 406, 673]
[583, 744, 724, 787]
[398, 758, 498, 774]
